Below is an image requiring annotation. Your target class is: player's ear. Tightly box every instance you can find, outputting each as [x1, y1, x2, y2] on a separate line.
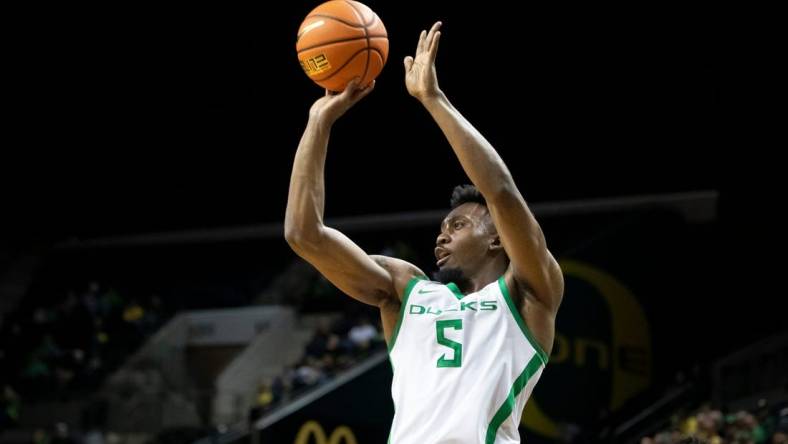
[489, 234, 504, 252]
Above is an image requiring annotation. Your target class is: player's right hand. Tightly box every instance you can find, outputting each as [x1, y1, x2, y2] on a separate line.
[309, 78, 375, 126]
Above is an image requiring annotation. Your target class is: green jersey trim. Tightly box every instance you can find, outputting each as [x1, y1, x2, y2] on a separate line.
[446, 282, 465, 299]
[498, 276, 549, 365]
[485, 353, 544, 444]
[387, 276, 424, 353]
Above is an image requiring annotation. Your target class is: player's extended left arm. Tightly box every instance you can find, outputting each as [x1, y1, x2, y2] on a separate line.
[405, 21, 563, 310]
[424, 92, 563, 311]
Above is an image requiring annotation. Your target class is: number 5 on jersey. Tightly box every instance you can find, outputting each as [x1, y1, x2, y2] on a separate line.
[436, 319, 463, 368]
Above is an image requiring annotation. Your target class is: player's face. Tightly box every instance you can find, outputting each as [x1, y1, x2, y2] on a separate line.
[435, 203, 492, 272]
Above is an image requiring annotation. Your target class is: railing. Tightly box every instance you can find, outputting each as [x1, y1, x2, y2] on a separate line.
[608, 382, 699, 444]
[713, 332, 788, 411]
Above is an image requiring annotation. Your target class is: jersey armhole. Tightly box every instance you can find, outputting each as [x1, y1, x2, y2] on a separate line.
[498, 276, 549, 365]
[387, 276, 424, 353]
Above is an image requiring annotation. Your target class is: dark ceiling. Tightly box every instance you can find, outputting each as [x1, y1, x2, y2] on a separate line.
[5, 2, 752, 244]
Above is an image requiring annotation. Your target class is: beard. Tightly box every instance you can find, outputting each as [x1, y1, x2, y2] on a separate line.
[432, 267, 472, 292]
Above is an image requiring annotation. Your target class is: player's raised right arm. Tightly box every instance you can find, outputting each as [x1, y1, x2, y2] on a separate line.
[285, 80, 416, 307]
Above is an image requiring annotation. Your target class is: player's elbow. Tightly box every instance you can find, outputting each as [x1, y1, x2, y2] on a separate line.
[284, 224, 324, 253]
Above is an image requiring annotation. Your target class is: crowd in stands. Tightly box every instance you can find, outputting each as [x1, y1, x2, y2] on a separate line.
[247, 242, 415, 420]
[641, 401, 788, 444]
[0, 281, 168, 430]
[1, 240, 413, 438]
[0, 235, 418, 444]
[249, 311, 385, 421]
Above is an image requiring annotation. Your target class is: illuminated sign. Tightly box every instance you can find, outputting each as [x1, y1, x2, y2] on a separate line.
[294, 421, 358, 444]
[522, 260, 652, 438]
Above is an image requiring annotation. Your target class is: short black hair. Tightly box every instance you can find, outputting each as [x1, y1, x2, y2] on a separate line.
[450, 184, 486, 209]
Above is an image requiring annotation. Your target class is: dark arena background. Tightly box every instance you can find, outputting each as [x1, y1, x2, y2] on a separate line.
[2, 2, 782, 444]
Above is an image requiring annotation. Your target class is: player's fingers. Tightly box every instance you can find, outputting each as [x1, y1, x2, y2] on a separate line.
[340, 77, 361, 98]
[357, 80, 375, 99]
[428, 31, 441, 60]
[426, 21, 442, 48]
[404, 56, 414, 72]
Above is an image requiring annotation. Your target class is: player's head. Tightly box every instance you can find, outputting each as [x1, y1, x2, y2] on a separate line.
[433, 185, 507, 286]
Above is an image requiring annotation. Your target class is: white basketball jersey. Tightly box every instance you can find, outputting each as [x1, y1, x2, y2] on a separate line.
[387, 276, 548, 444]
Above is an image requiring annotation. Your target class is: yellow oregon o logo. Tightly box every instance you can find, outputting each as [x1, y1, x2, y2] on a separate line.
[521, 259, 651, 439]
[294, 420, 358, 444]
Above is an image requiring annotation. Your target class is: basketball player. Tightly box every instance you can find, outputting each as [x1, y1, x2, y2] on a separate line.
[285, 21, 564, 443]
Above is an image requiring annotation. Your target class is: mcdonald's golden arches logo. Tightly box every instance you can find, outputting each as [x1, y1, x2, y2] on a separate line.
[294, 420, 358, 444]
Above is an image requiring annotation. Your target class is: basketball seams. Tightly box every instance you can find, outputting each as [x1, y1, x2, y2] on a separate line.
[303, 13, 364, 29]
[368, 47, 386, 60]
[297, 36, 368, 54]
[342, 0, 376, 27]
[342, 0, 371, 84]
[368, 42, 387, 64]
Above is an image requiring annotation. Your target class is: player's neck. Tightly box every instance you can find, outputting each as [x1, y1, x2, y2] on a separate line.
[464, 260, 507, 294]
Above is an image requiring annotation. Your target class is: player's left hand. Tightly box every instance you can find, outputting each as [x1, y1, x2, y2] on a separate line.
[404, 21, 442, 102]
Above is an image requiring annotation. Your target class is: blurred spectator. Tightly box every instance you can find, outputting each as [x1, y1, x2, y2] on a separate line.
[294, 356, 326, 388]
[348, 316, 379, 352]
[122, 299, 144, 324]
[32, 428, 50, 444]
[50, 422, 76, 444]
[256, 383, 273, 410]
[1, 385, 20, 429]
[249, 380, 275, 422]
[83, 428, 105, 444]
[305, 324, 333, 359]
[255, 310, 386, 416]
[644, 403, 788, 444]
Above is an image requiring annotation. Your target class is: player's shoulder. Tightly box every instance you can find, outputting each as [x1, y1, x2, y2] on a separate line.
[369, 255, 425, 278]
[370, 255, 427, 302]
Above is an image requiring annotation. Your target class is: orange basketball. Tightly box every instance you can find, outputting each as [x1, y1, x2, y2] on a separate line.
[296, 0, 388, 92]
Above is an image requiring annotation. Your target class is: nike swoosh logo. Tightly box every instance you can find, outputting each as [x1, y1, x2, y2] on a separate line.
[297, 20, 325, 40]
[418, 288, 437, 294]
